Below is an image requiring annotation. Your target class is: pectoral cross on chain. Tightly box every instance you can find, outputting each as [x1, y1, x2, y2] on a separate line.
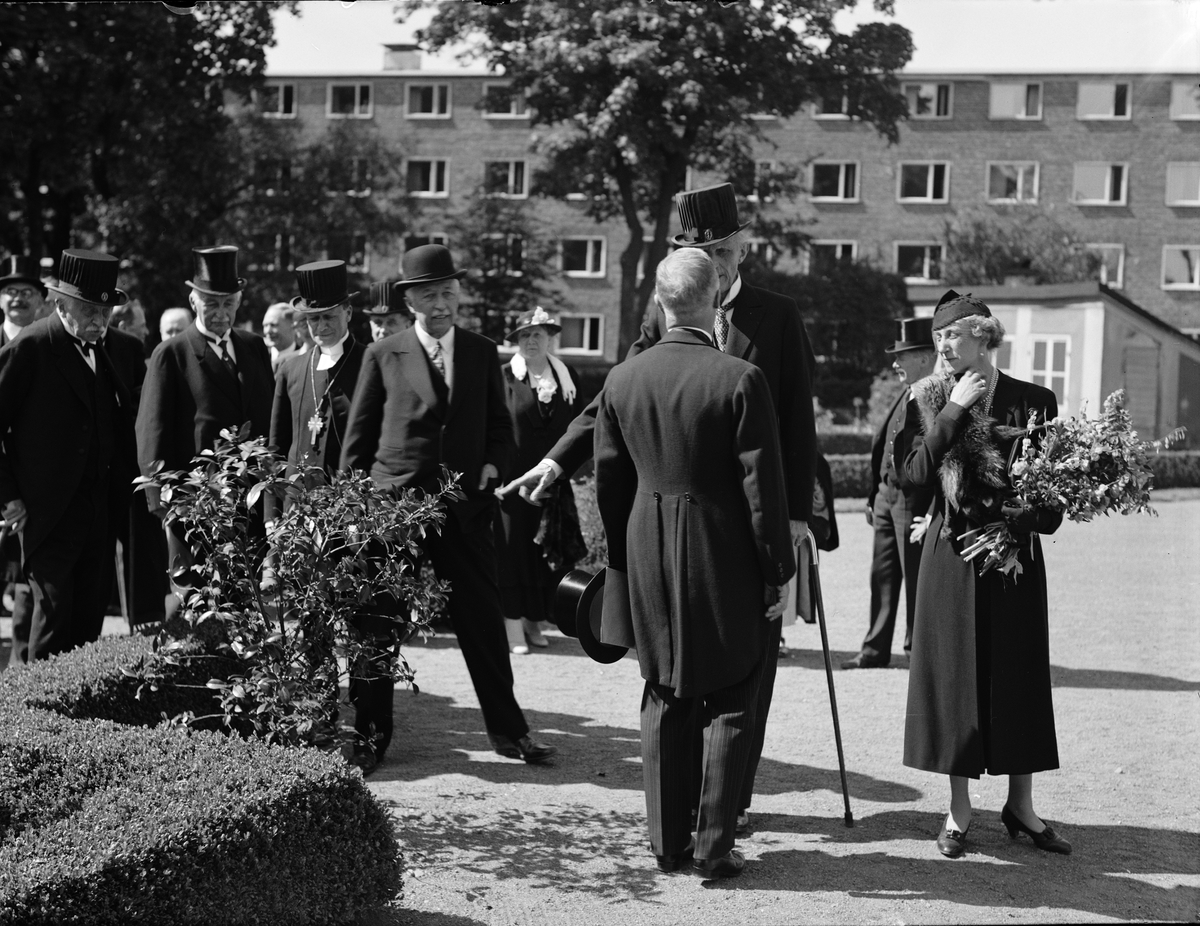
[307, 412, 324, 443]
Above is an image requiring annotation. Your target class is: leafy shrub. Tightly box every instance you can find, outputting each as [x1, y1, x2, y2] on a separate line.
[827, 454, 874, 499]
[1149, 450, 1200, 488]
[570, 476, 608, 571]
[817, 431, 874, 455]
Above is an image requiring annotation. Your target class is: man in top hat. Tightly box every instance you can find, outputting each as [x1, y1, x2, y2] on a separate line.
[594, 248, 794, 878]
[500, 181, 817, 828]
[362, 281, 414, 342]
[843, 317, 938, 670]
[262, 302, 298, 373]
[0, 255, 48, 347]
[341, 244, 557, 765]
[0, 249, 139, 660]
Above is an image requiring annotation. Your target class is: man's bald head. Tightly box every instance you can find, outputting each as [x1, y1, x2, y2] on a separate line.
[159, 306, 194, 341]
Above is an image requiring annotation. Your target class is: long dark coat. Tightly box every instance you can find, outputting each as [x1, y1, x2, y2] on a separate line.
[496, 359, 585, 620]
[594, 329, 795, 699]
[901, 371, 1062, 778]
[136, 322, 274, 509]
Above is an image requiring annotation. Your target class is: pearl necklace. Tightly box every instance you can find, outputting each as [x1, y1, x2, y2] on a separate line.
[980, 366, 999, 417]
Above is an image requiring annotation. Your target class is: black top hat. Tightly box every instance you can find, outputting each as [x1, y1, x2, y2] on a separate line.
[504, 306, 562, 343]
[932, 289, 992, 331]
[291, 260, 352, 313]
[885, 317, 935, 353]
[186, 246, 245, 296]
[554, 568, 628, 664]
[45, 249, 128, 307]
[0, 255, 47, 297]
[394, 244, 468, 291]
[672, 182, 752, 248]
[363, 280, 411, 316]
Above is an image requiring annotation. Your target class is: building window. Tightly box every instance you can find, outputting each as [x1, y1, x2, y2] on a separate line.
[259, 83, 295, 118]
[810, 162, 859, 201]
[1077, 81, 1130, 120]
[904, 82, 952, 119]
[1087, 244, 1125, 289]
[747, 161, 775, 202]
[1169, 80, 1200, 120]
[328, 158, 371, 197]
[896, 243, 943, 282]
[407, 82, 451, 118]
[481, 234, 524, 277]
[812, 89, 849, 119]
[808, 240, 856, 274]
[994, 337, 1014, 373]
[1166, 162, 1200, 206]
[560, 237, 606, 278]
[989, 82, 1042, 120]
[1073, 162, 1128, 205]
[406, 159, 449, 197]
[403, 233, 449, 254]
[483, 160, 528, 198]
[1162, 246, 1200, 290]
[986, 161, 1039, 203]
[745, 237, 774, 265]
[898, 162, 949, 203]
[246, 233, 294, 273]
[327, 82, 371, 119]
[557, 314, 604, 355]
[1031, 336, 1070, 407]
[327, 233, 368, 273]
[482, 83, 527, 118]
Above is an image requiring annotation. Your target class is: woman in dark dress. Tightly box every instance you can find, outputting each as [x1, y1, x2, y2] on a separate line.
[496, 307, 586, 654]
[900, 291, 1072, 858]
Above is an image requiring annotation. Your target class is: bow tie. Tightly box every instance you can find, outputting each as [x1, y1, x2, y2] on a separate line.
[75, 338, 95, 355]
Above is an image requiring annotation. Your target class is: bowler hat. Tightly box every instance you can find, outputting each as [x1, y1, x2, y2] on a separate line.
[672, 182, 752, 248]
[932, 289, 991, 331]
[884, 317, 935, 354]
[363, 280, 411, 317]
[504, 305, 562, 343]
[45, 249, 128, 307]
[394, 244, 468, 291]
[554, 568, 628, 664]
[291, 260, 352, 313]
[0, 255, 47, 297]
[185, 246, 245, 296]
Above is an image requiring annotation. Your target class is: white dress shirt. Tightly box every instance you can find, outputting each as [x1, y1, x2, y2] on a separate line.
[314, 332, 349, 372]
[721, 274, 744, 321]
[413, 323, 455, 395]
[196, 317, 236, 364]
[3, 319, 23, 342]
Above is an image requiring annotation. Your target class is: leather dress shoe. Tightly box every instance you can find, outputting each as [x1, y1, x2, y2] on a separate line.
[735, 811, 751, 836]
[693, 849, 745, 879]
[655, 839, 695, 873]
[492, 734, 558, 764]
[937, 820, 970, 858]
[1002, 805, 1072, 855]
[348, 748, 379, 777]
[841, 652, 889, 670]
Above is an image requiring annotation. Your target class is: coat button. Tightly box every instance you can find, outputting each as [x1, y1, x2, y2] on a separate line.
[685, 493, 692, 501]
[653, 492, 661, 500]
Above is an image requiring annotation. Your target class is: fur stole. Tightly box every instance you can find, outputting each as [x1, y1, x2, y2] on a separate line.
[910, 372, 1012, 534]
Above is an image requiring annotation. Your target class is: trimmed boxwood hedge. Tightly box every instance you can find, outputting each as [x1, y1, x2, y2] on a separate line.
[0, 637, 403, 924]
[1148, 450, 1200, 489]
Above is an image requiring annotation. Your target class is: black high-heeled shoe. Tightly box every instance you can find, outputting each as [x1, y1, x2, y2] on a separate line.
[936, 819, 970, 858]
[1001, 804, 1072, 855]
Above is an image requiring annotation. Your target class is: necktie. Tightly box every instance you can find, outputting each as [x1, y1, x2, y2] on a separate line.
[211, 337, 236, 374]
[75, 338, 96, 372]
[430, 340, 446, 380]
[714, 303, 730, 352]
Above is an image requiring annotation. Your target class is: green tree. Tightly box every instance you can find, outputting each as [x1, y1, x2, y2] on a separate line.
[403, 0, 913, 356]
[942, 206, 1103, 286]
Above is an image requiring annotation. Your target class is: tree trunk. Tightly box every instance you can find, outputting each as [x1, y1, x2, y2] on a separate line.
[612, 159, 645, 360]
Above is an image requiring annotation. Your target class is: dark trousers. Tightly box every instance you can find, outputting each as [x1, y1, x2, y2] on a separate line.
[643, 660, 761, 861]
[862, 483, 923, 660]
[7, 583, 32, 666]
[735, 618, 783, 814]
[116, 494, 170, 626]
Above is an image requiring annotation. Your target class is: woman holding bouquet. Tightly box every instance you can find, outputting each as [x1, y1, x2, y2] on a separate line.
[900, 290, 1072, 858]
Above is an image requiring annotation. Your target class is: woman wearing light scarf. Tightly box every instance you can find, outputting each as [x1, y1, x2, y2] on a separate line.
[495, 307, 587, 654]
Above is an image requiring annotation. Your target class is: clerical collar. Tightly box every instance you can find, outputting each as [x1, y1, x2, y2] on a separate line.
[314, 332, 350, 371]
[722, 274, 743, 307]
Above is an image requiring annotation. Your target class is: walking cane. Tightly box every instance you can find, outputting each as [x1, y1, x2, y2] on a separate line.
[803, 531, 854, 827]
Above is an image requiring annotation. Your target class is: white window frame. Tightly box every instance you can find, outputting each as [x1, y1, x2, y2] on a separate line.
[481, 82, 528, 119]
[903, 81, 953, 120]
[405, 82, 452, 119]
[809, 161, 860, 202]
[1086, 243, 1126, 289]
[807, 240, 857, 273]
[1168, 80, 1200, 120]
[326, 82, 372, 119]
[1165, 162, 1200, 206]
[556, 313, 604, 356]
[985, 161, 1040, 203]
[1073, 162, 1128, 205]
[811, 93, 849, 120]
[406, 158, 450, 198]
[988, 81, 1043, 120]
[895, 242, 943, 283]
[897, 161, 950, 203]
[1161, 245, 1200, 290]
[482, 160, 528, 199]
[560, 237, 607, 279]
[246, 233, 295, 273]
[745, 237, 775, 265]
[746, 160, 776, 203]
[259, 82, 296, 119]
[1030, 335, 1071, 410]
[993, 336, 1015, 374]
[1076, 81, 1131, 120]
[480, 233, 525, 277]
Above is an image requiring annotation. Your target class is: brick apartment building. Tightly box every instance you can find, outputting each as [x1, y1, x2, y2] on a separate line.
[260, 48, 1200, 366]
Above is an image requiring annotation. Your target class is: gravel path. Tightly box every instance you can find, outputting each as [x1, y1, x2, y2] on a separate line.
[361, 495, 1200, 925]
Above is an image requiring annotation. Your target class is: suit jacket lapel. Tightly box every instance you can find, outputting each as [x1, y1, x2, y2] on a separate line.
[446, 331, 472, 424]
[396, 330, 446, 419]
[187, 324, 241, 406]
[727, 283, 764, 359]
[47, 312, 94, 412]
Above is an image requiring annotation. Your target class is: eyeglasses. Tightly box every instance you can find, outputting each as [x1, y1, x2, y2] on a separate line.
[1, 287, 39, 299]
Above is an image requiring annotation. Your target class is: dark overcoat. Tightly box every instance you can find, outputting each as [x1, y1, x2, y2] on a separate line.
[901, 372, 1062, 778]
[594, 328, 796, 699]
[136, 322, 274, 509]
[339, 325, 515, 531]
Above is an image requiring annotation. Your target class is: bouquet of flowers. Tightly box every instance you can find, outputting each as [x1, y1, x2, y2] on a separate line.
[959, 389, 1185, 578]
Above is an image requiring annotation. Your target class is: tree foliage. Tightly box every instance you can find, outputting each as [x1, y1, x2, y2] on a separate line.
[402, 0, 913, 355]
[942, 206, 1103, 287]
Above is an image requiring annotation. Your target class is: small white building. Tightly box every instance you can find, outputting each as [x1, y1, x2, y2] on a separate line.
[908, 282, 1200, 446]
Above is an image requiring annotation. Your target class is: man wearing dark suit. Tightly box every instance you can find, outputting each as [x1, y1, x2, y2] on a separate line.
[0, 250, 138, 660]
[594, 248, 795, 878]
[843, 318, 937, 669]
[136, 247, 274, 591]
[340, 245, 556, 765]
[500, 182, 817, 828]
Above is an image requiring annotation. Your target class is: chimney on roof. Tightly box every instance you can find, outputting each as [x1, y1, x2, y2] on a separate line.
[383, 43, 420, 71]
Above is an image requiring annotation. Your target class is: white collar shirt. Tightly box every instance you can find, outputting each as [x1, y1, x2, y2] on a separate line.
[3, 319, 23, 342]
[270, 343, 297, 367]
[314, 332, 349, 372]
[413, 323, 455, 394]
[196, 318, 236, 364]
[721, 274, 744, 318]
